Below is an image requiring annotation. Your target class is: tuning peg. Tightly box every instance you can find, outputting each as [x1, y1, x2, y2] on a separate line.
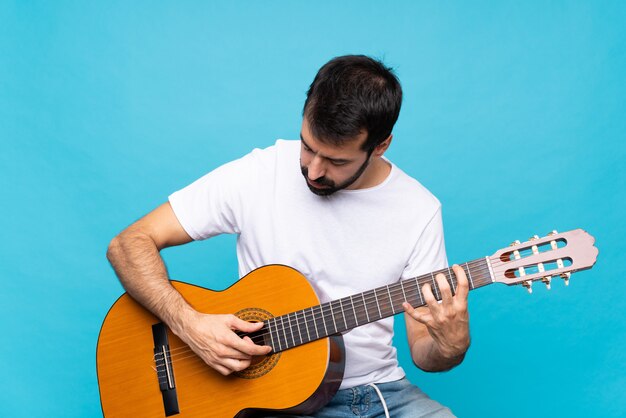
[548, 230, 558, 236]
[510, 240, 521, 247]
[542, 276, 552, 290]
[561, 272, 571, 286]
[529, 235, 539, 241]
[522, 280, 533, 294]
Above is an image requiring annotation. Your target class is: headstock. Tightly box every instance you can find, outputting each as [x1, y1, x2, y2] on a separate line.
[489, 229, 598, 293]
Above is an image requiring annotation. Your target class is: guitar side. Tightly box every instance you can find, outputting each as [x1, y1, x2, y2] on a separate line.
[97, 265, 345, 417]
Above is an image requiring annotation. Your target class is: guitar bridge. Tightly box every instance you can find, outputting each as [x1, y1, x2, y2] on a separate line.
[152, 323, 180, 416]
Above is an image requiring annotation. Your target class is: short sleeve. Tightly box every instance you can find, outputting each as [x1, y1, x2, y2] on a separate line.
[168, 151, 260, 240]
[401, 206, 448, 279]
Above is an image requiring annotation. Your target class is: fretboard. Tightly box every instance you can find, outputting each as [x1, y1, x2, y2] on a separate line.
[261, 258, 493, 353]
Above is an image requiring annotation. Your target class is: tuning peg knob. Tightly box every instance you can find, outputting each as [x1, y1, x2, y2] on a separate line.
[548, 230, 558, 236]
[510, 240, 521, 247]
[561, 272, 571, 286]
[529, 235, 539, 241]
[542, 276, 552, 290]
[522, 280, 533, 294]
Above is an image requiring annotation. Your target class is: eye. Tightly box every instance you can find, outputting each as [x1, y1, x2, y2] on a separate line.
[329, 160, 348, 166]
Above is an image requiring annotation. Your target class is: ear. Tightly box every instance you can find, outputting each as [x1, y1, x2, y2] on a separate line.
[372, 135, 393, 157]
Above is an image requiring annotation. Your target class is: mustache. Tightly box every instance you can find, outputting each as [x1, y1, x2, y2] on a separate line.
[300, 166, 335, 187]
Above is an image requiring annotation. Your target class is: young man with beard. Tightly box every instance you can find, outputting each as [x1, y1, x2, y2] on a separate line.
[107, 55, 469, 417]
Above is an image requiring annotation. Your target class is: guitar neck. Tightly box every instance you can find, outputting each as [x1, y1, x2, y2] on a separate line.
[260, 257, 494, 353]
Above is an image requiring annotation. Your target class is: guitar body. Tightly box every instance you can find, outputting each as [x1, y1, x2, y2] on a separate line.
[97, 265, 345, 417]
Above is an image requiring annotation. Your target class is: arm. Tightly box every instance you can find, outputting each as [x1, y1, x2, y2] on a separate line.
[403, 265, 471, 372]
[106, 202, 271, 375]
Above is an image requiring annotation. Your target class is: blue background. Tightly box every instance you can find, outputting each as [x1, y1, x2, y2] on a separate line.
[2, 1, 625, 417]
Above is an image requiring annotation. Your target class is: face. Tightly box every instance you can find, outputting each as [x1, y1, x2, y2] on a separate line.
[299, 119, 372, 196]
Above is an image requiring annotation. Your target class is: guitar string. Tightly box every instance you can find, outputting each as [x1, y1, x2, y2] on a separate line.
[161, 252, 557, 359]
[157, 265, 552, 365]
[156, 262, 488, 352]
[243, 260, 550, 350]
[156, 258, 569, 363]
[153, 267, 567, 381]
[156, 260, 535, 362]
[157, 261, 496, 362]
[155, 276, 574, 379]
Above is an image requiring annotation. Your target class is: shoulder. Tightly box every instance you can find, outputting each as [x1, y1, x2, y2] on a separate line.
[238, 139, 299, 168]
[387, 163, 442, 215]
[204, 139, 299, 178]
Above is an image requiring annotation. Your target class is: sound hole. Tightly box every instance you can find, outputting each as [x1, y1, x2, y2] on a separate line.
[234, 307, 281, 379]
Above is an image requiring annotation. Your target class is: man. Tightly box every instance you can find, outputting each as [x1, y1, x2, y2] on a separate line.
[107, 55, 470, 417]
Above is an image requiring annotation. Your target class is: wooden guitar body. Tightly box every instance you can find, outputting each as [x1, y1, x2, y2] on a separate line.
[97, 265, 345, 417]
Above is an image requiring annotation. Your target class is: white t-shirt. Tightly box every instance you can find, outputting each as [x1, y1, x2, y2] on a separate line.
[168, 139, 448, 389]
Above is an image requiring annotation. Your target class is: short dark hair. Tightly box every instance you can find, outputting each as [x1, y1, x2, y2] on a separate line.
[303, 55, 402, 152]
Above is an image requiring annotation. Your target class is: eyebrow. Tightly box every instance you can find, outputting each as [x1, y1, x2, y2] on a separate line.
[299, 133, 353, 164]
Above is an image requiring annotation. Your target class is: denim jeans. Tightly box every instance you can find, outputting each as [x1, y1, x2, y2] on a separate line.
[262, 378, 455, 418]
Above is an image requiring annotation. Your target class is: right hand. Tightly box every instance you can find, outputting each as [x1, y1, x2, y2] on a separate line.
[173, 311, 273, 376]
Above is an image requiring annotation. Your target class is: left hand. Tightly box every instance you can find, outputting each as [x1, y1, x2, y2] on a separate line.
[403, 264, 470, 359]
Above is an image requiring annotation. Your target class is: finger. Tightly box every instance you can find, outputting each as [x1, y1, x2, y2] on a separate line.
[221, 358, 252, 374]
[212, 343, 254, 360]
[225, 316, 272, 354]
[228, 331, 272, 356]
[436, 273, 453, 303]
[243, 335, 272, 354]
[228, 315, 264, 333]
[213, 363, 233, 376]
[452, 264, 470, 300]
[421, 282, 438, 307]
[403, 303, 433, 325]
[402, 301, 416, 315]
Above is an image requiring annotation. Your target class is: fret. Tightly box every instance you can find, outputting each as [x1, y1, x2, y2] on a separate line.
[278, 316, 286, 350]
[400, 280, 407, 303]
[430, 272, 440, 300]
[484, 257, 496, 284]
[320, 304, 329, 336]
[311, 306, 320, 340]
[386, 285, 396, 315]
[373, 289, 382, 319]
[291, 312, 303, 346]
[287, 313, 296, 347]
[393, 282, 407, 313]
[336, 300, 346, 331]
[354, 293, 367, 325]
[294, 311, 303, 345]
[267, 318, 276, 351]
[280, 317, 288, 351]
[339, 297, 356, 330]
[337, 299, 345, 331]
[402, 279, 416, 307]
[361, 293, 370, 322]
[329, 302, 338, 333]
[350, 295, 359, 327]
[466, 262, 475, 289]
[447, 266, 455, 294]
[415, 277, 423, 305]
[303, 308, 311, 342]
[280, 315, 291, 349]
[337, 301, 346, 331]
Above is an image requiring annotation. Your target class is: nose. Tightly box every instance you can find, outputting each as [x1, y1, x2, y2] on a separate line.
[307, 155, 326, 180]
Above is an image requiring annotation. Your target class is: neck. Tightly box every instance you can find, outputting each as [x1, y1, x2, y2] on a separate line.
[347, 157, 391, 190]
[262, 258, 493, 353]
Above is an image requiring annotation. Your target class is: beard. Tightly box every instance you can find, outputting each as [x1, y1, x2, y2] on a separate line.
[300, 155, 371, 196]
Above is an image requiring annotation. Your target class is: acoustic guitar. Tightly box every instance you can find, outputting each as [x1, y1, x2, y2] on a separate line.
[97, 229, 598, 417]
